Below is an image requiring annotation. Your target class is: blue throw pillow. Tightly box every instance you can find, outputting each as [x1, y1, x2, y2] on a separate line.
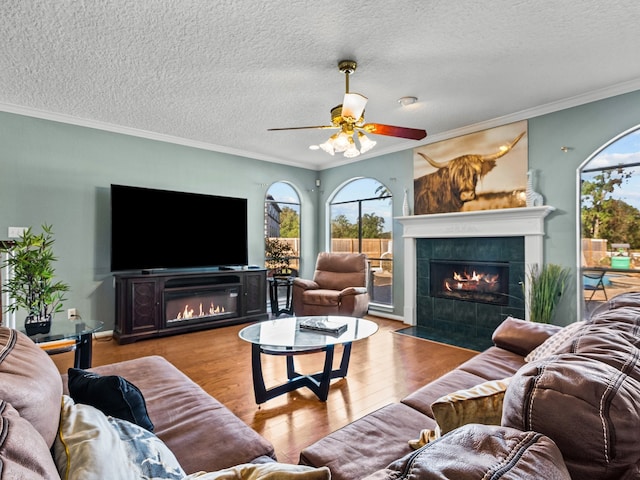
[67, 368, 154, 432]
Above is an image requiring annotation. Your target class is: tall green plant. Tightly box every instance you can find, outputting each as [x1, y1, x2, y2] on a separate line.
[523, 263, 571, 323]
[1, 224, 69, 320]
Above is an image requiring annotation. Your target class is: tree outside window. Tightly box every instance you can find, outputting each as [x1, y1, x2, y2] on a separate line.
[264, 182, 300, 276]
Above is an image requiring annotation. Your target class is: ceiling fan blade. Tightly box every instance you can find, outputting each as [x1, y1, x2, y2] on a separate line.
[268, 125, 338, 131]
[361, 123, 427, 140]
[342, 93, 368, 120]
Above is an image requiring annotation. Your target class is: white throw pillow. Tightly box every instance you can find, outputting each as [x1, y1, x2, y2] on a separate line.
[53, 395, 185, 480]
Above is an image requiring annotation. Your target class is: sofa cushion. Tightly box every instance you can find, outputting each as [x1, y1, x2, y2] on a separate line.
[297, 289, 341, 307]
[491, 316, 561, 356]
[52, 395, 185, 480]
[0, 327, 63, 447]
[457, 346, 525, 379]
[299, 403, 436, 480]
[313, 252, 367, 291]
[588, 291, 640, 317]
[67, 367, 154, 432]
[67, 355, 276, 474]
[0, 400, 59, 480]
[362, 424, 571, 480]
[402, 369, 488, 417]
[502, 316, 640, 480]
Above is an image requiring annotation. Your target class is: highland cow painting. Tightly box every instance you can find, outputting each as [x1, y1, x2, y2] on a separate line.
[413, 121, 528, 215]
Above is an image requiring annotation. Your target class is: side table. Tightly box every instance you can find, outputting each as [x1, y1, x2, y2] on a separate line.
[267, 276, 294, 317]
[23, 319, 103, 369]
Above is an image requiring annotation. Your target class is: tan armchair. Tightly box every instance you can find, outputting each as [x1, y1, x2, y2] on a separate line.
[292, 252, 369, 317]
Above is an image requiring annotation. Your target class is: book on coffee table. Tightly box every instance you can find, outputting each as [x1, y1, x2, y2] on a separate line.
[299, 317, 348, 335]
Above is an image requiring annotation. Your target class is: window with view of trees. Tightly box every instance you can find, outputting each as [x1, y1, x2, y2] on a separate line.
[580, 126, 640, 268]
[330, 178, 393, 306]
[265, 182, 300, 276]
[580, 125, 640, 309]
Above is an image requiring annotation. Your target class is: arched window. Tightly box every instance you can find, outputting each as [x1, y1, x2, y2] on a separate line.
[330, 178, 393, 306]
[579, 125, 640, 314]
[264, 182, 301, 277]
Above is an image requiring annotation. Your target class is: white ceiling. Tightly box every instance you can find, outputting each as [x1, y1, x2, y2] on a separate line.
[2, 1, 640, 171]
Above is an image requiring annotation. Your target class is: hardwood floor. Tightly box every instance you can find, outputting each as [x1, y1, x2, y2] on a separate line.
[51, 316, 478, 464]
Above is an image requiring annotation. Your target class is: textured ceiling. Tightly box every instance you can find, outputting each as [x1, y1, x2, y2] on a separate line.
[2, 1, 640, 171]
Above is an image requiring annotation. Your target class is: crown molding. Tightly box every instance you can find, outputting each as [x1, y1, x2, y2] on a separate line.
[2, 78, 640, 168]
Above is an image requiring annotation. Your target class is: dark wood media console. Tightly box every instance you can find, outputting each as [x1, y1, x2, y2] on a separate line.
[114, 268, 268, 344]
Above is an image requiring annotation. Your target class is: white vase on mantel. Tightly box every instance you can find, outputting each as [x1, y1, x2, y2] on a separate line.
[402, 189, 411, 216]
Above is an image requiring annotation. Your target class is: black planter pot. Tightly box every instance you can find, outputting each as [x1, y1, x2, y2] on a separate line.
[24, 315, 52, 336]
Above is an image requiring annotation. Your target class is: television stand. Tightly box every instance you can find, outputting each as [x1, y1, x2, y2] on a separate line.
[114, 268, 267, 344]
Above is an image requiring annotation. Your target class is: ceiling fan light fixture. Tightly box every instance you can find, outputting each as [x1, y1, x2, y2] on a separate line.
[343, 136, 360, 158]
[332, 131, 351, 153]
[319, 137, 335, 155]
[357, 131, 376, 153]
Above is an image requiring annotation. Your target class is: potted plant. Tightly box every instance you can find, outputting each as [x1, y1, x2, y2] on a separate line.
[522, 263, 571, 323]
[265, 238, 294, 277]
[1, 224, 70, 335]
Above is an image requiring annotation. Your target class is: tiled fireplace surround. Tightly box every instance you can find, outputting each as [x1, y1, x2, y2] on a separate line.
[398, 206, 555, 350]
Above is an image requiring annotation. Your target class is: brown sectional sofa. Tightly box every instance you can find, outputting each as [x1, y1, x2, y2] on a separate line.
[300, 292, 640, 479]
[0, 328, 276, 479]
[299, 316, 559, 479]
[4, 291, 640, 479]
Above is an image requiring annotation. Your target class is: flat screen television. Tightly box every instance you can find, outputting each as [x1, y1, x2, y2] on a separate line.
[110, 184, 248, 272]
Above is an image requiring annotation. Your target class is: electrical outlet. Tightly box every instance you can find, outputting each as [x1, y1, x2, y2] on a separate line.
[67, 308, 77, 320]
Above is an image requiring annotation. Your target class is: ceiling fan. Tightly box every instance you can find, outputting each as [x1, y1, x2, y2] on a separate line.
[268, 60, 427, 158]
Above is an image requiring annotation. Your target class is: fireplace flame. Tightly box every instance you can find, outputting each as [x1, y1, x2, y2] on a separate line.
[177, 302, 225, 320]
[445, 270, 500, 293]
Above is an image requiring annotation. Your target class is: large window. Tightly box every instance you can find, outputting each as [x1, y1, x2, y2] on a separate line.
[264, 182, 300, 276]
[579, 125, 640, 312]
[330, 178, 393, 306]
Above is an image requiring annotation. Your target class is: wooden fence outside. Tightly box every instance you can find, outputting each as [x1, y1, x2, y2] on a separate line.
[270, 237, 392, 269]
[268, 237, 393, 305]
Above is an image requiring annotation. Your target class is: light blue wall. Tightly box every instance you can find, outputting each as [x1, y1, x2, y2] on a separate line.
[528, 90, 640, 324]
[0, 113, 317, 329]
[2, 89, 640, 330]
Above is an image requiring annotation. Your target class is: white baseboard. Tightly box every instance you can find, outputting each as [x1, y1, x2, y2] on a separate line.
[94, 329, 113, 339]
[366, 310, 405, 322]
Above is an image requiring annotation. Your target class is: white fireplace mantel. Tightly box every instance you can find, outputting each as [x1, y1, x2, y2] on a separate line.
[397, 206, 556, 325]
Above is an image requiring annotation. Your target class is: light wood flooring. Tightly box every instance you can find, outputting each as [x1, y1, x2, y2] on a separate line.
[51, 316, 478, 464]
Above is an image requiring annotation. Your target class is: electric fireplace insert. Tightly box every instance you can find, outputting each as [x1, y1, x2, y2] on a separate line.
[164, 286, 239, 327]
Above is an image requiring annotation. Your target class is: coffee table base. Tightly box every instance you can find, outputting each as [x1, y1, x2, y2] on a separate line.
[251, 342, 352, 404]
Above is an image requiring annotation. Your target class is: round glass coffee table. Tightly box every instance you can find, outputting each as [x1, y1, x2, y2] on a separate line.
[239, 316, 378, 404]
